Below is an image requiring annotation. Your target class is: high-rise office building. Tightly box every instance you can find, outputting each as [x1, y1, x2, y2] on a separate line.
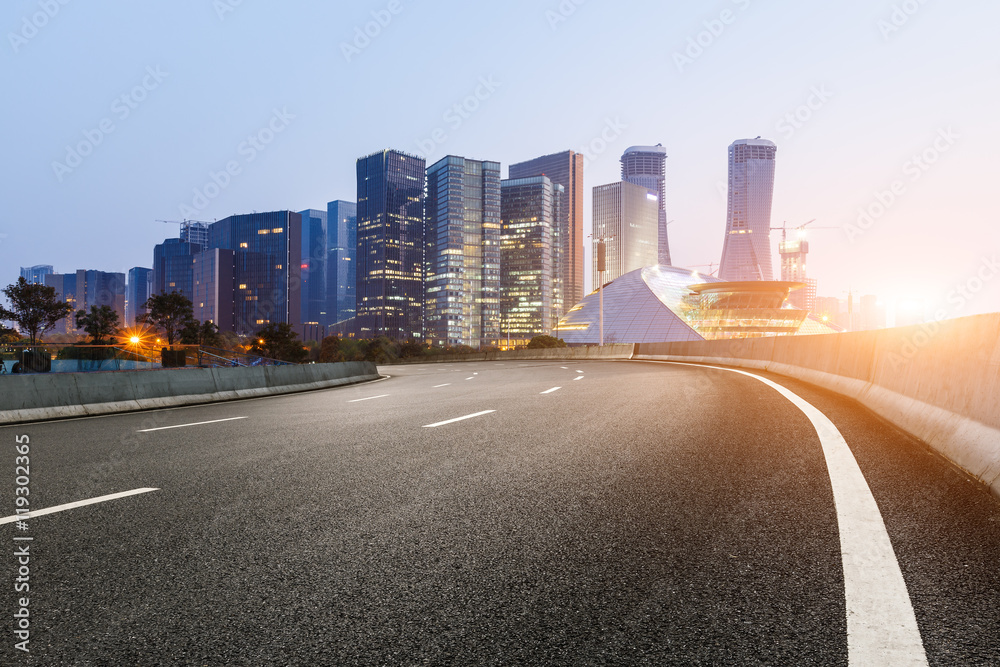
[45, 270, 126, 334]
[621, 145, 670, 266]
[192, 249, 236, 333]
[778, 235, 817, 310]
[208, 210, 302, 334]
[298, 209, 328, 326]
[425, 156, 502, 348]
[500, 176, 558, 347]
[126, 267, 152, 327]
[719, 138, 777, 282]
[509, 150, 584, 314]
[20, 265, 54, 285]
[327, 200, 358, 326]
[355, 150, 426, 340]
[152, 238, 202, 303]
[592, 181, 659, 284]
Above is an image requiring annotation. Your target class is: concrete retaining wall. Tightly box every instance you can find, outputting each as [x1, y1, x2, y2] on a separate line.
[634, 313, 1000, 498]
[0, 361, 380, 425]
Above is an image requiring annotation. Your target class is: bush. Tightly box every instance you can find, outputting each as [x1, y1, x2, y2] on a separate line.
[526, 335, 567, 349]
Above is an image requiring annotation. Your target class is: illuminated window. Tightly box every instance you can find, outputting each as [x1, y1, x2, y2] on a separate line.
[240, 243, 248, 248]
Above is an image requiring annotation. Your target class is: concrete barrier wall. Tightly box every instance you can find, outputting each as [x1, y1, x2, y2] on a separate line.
[634, 313, 1000, 498]
[0, 361, 380, 425]
[388, 344, 637, 365]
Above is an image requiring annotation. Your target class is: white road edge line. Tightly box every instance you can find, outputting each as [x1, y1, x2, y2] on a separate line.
[423, 410, 496, 428]
[433, 383, 452, 388]
[666, 361, 927, 665]
[138, 417, 247, 432]
[348, 394, 390, 403]
[541, 387, 561, 394]
[0, 488, 160, 525]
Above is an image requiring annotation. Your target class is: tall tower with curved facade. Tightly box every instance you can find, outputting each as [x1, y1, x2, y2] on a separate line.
[621, 145, 670, 266]
[719, 138, 777, 281]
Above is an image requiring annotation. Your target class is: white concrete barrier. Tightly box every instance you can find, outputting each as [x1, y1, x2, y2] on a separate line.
[0, 362, 380, 425]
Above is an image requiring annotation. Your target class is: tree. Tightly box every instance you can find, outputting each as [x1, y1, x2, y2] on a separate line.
[318, 335, 344, 363]
[0, 277, 73, 346]
[138, 291, 194, 347]
[180, 319, 220, 347]
[75, 305, 121, 344]
[526, 335, 567, 349]
[250, 322, 307, 363]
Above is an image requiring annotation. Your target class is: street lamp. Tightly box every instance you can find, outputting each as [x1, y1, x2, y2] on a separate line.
[589, 234, 615, 347]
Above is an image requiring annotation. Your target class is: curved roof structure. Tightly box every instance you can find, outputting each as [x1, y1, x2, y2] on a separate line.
[555, 265, 718, 345]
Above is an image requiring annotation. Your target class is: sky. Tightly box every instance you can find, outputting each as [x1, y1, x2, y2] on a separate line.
[2, 0, 998, 324]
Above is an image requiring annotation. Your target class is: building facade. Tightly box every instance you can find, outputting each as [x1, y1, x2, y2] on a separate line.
[152, 238, 202, 303]
[20, 265, 54, 285]
[45, 270, 126, 335]
[719, 138, 778, 282]
[126, 267, 152, 327]
[621, 145, 670, 266]
[592, 181, 659, 284]
[355, 150, 426, 341]
[327, 200, 358, 326]
[208, 210, 302, 334]
[298, 208, 329, 326]
[180, 221, 210, 248]
[192, 249, 236, 333]
[509, 150, 584, 315]
[499, 176, 557, 347]
[425, 156, 502, 348]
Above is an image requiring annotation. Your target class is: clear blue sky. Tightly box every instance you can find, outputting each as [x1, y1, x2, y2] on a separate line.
[2, 0, 998, 321]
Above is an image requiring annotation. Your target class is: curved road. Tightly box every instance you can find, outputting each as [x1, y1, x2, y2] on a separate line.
[2, 360, 999, 665]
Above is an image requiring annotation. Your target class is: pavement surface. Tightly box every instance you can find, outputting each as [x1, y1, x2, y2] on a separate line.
[1, 360, 999, 665]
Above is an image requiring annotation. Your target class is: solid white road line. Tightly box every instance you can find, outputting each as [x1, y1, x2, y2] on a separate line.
[433, 383, 452, 388]
[573, 376, 584, 381]
[0, 488, 160, 524]
[541, 387, 561, 394]
[423, 410, 496, 428]
[138, 417, 247, 432]
[669, 362, 927, 666]
[348, 394, 389, 403]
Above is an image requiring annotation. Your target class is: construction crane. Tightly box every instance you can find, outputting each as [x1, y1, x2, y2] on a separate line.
[689, 263, 719, 277]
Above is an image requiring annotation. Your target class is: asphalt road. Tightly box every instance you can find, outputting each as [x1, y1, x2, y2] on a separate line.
[2, 360, 999, 665]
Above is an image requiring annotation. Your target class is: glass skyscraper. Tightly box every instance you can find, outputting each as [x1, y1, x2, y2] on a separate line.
[327, 200, 358, 326]
[719, 138, 777, 282]
[126, 267, 152, 327]
[152, 238, 202, 303]
[44, 270, 126, 335]
[621, 145, 670, 266]
[425, 156, 501, 348]
[208, 210, 302, 333]
[509, 150, 584, 316]
[20, 265, 53, 285]
[355, 150, 426, 341]
[298, 208, 329, 326]
[592, 181, 659, 284]
[499, 176, 558, 347]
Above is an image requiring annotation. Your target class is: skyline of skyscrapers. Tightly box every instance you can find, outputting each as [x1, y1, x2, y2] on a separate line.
[355, 150, 427, 341]
[621, 145, 670, 266]
[44, 269, 126, 334]
[592, 181, 659, 285]
[719, 138, 778, 282]
[509, 150, 584, 319]
[425, 156, 502, 348]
